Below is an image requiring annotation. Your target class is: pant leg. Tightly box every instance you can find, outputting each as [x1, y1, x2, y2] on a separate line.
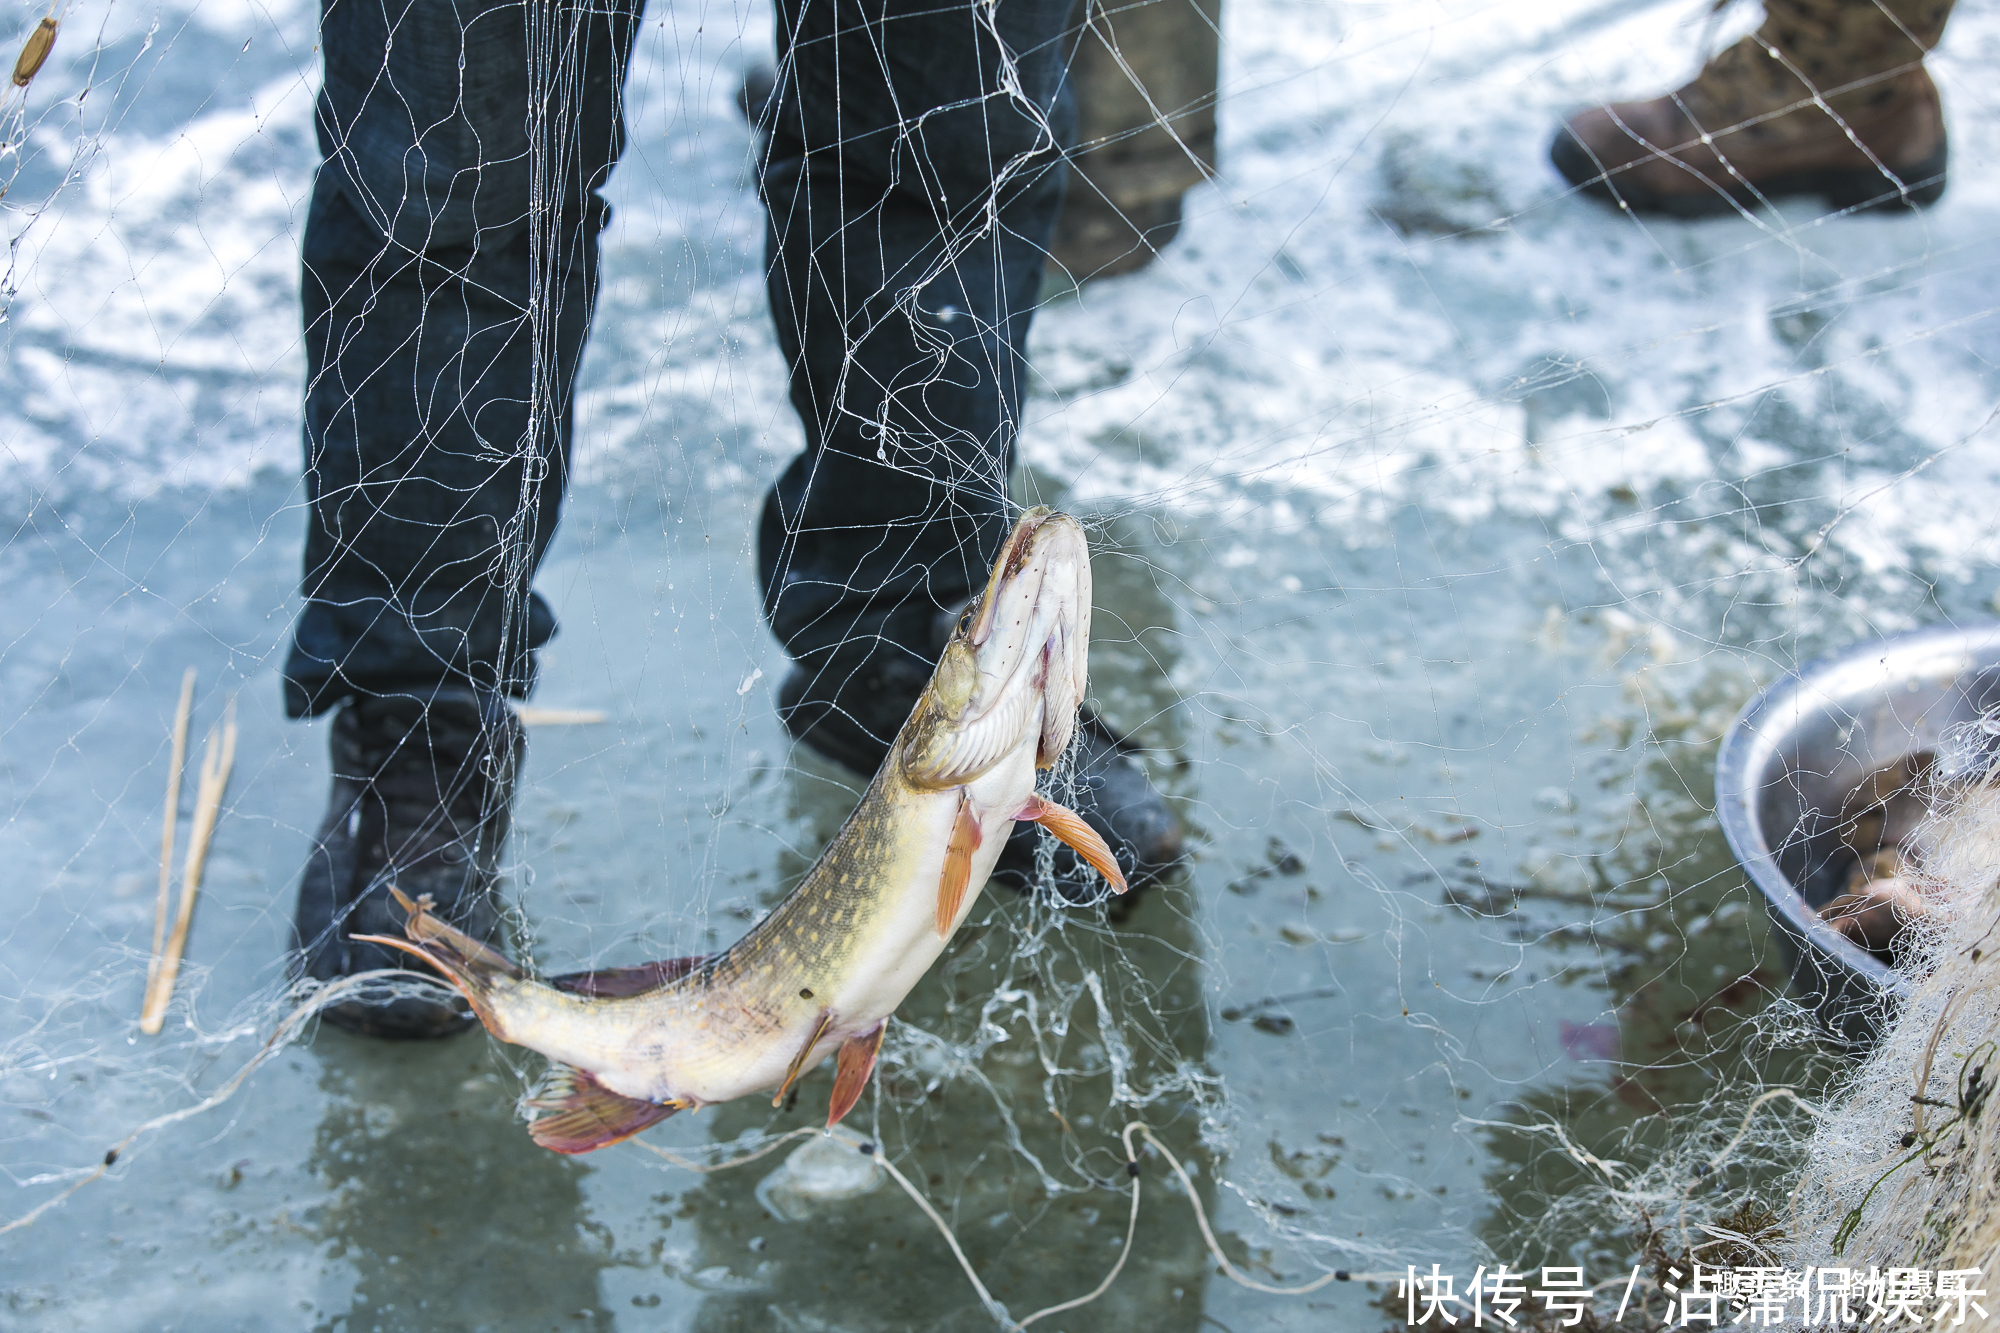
[284, 0, 643, 719]
[755, 0, 1077, 672]
[1052, 0, 1220, 277]
[1067, 0, 1219, 205]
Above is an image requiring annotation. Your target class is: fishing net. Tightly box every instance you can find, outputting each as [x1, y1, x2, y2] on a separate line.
[4, 0, 2000, 1327]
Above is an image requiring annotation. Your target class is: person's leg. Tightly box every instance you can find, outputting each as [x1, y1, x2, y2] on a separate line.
[756, 0, 1182, 891]
[1550, 0, 1953, 216]
[757, 0, 1075, 710]
[1051, 0, 1221, 281]
[738, 0, 1221, 280]
[289, 0, 642, 1036]
[289, 0, 639, 713]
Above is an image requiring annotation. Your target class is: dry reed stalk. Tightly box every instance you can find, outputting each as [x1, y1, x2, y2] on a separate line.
[12, 14, 57, 89]
[142, 669, 197, 1019]
[139, 693, 236, 1035]
[513, 705, 608, 726]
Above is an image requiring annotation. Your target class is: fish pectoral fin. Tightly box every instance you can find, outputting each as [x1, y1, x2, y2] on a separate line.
[1014, 794, 1129, 894]
[937, 789, 984, 938]
[525, 1064, 678, 1155]
[827, 1022, 887, 1129]
[547, 956, 706, 998]
[772, 1010, 834, 1108]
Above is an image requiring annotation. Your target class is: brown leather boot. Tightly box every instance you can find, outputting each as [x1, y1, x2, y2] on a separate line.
[1550, 0, 1953, 216]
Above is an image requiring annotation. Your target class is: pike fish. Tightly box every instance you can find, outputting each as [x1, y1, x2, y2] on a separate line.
[357, 508, 1125, 1154]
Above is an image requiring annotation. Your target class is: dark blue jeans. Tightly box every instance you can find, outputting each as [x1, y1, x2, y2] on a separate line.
[284, 0, 1073, 717]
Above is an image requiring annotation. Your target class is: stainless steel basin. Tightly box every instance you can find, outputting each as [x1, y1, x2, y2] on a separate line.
[1715, 622, 2000, 1046]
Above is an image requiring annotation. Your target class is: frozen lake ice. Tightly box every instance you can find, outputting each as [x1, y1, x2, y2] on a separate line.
[6, 0, 2000, 1327]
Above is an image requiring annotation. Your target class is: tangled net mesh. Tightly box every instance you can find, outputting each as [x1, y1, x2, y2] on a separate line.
[6, 0, 2000, 1327]
[1786, 771, 2000, 1291]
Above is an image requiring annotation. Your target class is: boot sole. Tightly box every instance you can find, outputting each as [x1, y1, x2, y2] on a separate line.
[320, 990, 479, 1040]
[1551, 131, 1947, 219]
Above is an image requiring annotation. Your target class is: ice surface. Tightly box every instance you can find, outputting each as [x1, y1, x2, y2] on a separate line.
[4, 0, 2000, 1327]
[755, 1134, 885, 1223]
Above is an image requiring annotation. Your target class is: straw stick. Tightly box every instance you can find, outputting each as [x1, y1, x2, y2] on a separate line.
[143, 669, 197, 1018]
[140, 693, 236, 1035]
[513, 705, 608, 726]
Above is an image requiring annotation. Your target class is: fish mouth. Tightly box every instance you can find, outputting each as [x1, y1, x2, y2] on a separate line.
[900, 507, 1091, 788]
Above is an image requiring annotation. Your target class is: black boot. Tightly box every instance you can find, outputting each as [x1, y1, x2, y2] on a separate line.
[736, 64, 776, 129]
[776, 646, 939, 780]
[777, 613, 1184, 899]
[293, 688, 523, 1038]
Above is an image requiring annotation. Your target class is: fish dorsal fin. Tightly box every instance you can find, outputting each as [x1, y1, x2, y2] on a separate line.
[1014, 794, 1128, 894]
[827, 1022, 887, 1128]
[547, 956, 704, 998]
[936, 789, 984, 938]
[526, 1063, 678, 1155]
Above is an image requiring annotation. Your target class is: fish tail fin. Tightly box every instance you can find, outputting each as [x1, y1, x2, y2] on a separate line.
[350, 887, 522, 1032]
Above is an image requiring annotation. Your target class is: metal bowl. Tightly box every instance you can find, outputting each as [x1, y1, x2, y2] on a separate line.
[1715, 622, 2000, 1047]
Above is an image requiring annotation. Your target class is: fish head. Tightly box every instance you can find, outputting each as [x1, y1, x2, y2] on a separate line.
[899, 507, 1092, 790]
